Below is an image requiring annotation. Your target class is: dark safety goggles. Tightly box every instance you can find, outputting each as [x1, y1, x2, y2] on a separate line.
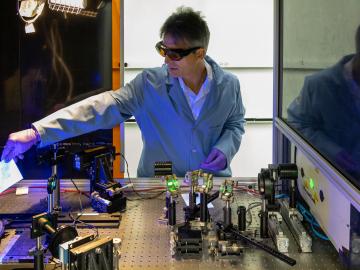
[155, 41, 201, 61]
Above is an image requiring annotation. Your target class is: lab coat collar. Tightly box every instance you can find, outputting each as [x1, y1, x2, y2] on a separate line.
[164, 55, 226, 87]
[204, 55, 226, 86]
[165, 69, 195, 121]
[194, 56, 226, 123]
[330, 54, 359, 118]
[163, 55, 227, 123]
[331, 54, 354, 86]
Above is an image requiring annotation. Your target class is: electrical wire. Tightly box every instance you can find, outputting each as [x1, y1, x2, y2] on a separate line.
[275, 194, 289, 199]
[68, 212, 99, 239]
[0, 186, 92, 197]
[233, 185, 260, 216]
[234, 186, 260, 196]
[296, 202, 329, 241]
[232, 185, 261, 226]
[49, 257, 62, 270]
[272, 194, 329, 241]
[246, 202, 262, 226]
[116, 152, 166, 201]
[70, 178, 84, 212]
[45, 19, 74, 107]
[69, 163, 90, 214]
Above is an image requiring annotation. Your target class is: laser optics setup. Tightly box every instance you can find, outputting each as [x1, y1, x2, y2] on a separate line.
[163, 166, 310, 267]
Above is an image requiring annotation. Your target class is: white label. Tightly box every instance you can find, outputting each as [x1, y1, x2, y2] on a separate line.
[0, 160, 23, 193]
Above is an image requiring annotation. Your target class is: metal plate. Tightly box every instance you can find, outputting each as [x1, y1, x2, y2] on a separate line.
[0, 179, 348, 269]
[118, 191, 346, 270]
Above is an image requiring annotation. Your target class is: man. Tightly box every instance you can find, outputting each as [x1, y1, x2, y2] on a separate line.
[287, 25, 360, 181]
[1, 7, 245, 177]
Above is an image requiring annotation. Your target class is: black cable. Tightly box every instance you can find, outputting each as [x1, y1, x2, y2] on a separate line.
[69, 163, 90, 214]
[246, 202, 262, 226]
[116, 152, 165, 201]
[68, 212, 99, 238]
[217, 222, 297, 266]
[70, 178, 84, 211]
[49, 258, 62, 270]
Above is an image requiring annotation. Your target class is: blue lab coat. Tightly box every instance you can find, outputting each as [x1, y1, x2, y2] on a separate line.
[287, 55, 360, 181]
[33, 56, 246, 177]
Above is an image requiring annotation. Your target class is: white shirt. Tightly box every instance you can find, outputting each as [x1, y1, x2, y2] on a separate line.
[178, 60, 213, 120]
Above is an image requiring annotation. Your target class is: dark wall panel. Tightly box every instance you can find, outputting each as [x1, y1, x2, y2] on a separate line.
[0, 2, 112, 179]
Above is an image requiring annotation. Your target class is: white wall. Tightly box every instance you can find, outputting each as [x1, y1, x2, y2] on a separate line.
[124, 68, 273, 119]
[123, 0, 274, 177]
[124, 122, 272, 177]
[124, 0, 273, 68]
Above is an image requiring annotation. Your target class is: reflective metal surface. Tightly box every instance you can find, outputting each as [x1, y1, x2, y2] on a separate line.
[281, 0, 360, 189]
[118, 192, 345, 270]
[0, 1, 113, 179]
[0, 179, 347, 269]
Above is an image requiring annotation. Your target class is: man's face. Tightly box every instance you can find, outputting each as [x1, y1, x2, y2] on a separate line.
[162, 34, 204, 78]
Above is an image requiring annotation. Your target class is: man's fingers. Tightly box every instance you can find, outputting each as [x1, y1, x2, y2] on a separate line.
[205, 149, 218, 163]
[1, 141, 18, 162]
[201, 156, 220, 170]
[4, 151, 16, 163]
[1, 147, 12, 162]
[200, 162, 213, 171]
[209, 156, 222, 167]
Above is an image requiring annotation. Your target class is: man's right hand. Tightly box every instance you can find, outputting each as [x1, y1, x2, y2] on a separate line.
[1, 128, 39, 162]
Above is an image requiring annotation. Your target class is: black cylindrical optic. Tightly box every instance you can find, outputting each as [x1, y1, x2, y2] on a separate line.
[260, 210, 268, 238]
[165, 195, 170, 218]
[289, 179, 296, 208]
[223, 205, 232, 228]
[48, 225, 78, 259]
[277, 164, 298, 180]
[38, 217, 56, 235]
[237, 206, 246, 231]
[168, 200, 176, 226]
[189, 191, 197, 208]
[200, 193, 208, 222]
[33, 236, 44, 270]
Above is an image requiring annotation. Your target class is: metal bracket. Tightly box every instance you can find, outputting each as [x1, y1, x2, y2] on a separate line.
[280, 200, 312, 253]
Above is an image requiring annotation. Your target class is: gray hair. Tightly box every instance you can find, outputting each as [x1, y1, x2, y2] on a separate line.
[160, 6, 210, 51]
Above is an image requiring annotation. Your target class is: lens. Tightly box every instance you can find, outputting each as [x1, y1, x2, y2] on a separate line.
[156, 42, 182, 60]
[166, 51, 182, 61]
[158, 48, 166, 57]
[155, 42, 166, 57]
[155, 41, 199, 61]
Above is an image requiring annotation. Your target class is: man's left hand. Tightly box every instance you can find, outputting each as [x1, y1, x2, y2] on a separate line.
[200, 148, 227, 171]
